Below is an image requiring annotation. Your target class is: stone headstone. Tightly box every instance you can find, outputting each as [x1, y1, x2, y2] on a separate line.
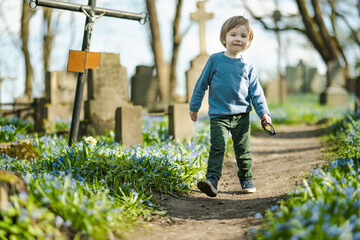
[322, 61, 349, 108]
[186, 1, 213, 116]
[286, 61, 324, 94]
[81, 52, 130, 136]
[307, 67, 324, 94]
[168, 103, 194, 142]
[285, 61, 305, 93]
[115, 106, 142, 147]
[265, 79, 287, 103]
[186, 54, 210, 115]
[131, 65, 159, 109]
[44, 71, 86, 122]
[13, 95, 33, 121]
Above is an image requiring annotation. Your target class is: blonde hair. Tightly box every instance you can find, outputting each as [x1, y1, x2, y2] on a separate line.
[219, 16, 254, 50]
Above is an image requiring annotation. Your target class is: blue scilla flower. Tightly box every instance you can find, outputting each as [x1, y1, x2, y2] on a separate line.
[269, 205, 279, 212]
[353, 200, 360, 208]
[55, 215, 64, 227]
[130, 189, 138, 197]
[254, 212, 263, 220]
[1, 125, 16, 133]
[344, 186, 355, 198]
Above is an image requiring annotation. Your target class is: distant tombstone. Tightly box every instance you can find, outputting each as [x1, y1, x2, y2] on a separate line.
[131, 65, 159, 109]
[186, 54, 210, 114]
[13, 95, 32, 120]
[45, 71, 86, 122]
[265, 79, 287, 103]
[115, 106, 142, 147]
[286, 61, 305, 93]
[286, 61, 324, 94]
[306, 67, 324, 94]
[186, 1, 213, 116]
[80, 52, 130, 136]
[168, 103, 194, 142]
[322, 61, 349, 108]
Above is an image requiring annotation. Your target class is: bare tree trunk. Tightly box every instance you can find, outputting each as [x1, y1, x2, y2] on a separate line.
[146, 0, 169, 104]
[43, 8, 54, 82]
[295, 0, 339, 64]
[20, 1, 35, 101]
[169, 0, 183, 102]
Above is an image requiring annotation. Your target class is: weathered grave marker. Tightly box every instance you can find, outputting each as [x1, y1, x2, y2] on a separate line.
[45, 71, 86, 123]
[30, 0, 148, 145]
[323, 61, 349, 108]
[186, 1, 213, 115]
[168, 103, 194, 142]
[131, 65, 159, 109]
[115, 106, 143, 147]
[81, 53, 130, 136]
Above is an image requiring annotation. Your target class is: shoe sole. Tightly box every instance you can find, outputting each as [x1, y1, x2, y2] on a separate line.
[242, 188, 256, 194]
[197, 179, 218, 197]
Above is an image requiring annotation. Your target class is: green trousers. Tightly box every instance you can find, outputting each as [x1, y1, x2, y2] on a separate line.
[206, 113, 253, 181]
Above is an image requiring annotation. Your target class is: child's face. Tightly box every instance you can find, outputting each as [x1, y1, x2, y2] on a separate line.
[224, 24, 249, 57]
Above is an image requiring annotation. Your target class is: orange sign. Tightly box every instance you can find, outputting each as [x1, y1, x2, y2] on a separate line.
[67, 50, 100, 73]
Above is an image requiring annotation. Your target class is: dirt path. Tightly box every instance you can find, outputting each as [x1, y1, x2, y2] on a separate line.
[124, 124, 327, 240]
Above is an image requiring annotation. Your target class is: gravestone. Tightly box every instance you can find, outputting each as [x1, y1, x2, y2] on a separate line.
[186, 54, 210, 114]
[115, 106, 142, 147]
[322, 61, 349, 108]
[307, 67, 324, 94]
[45, 71, 86, 122]
[32, 0, 147, 146]
[265, 79, 287, 103]
[168, 103, 194, 142]
[286, 61, 324, 94]
[13, 95, 33, 120]
[186, 1, 213, 115]
[131, 65, 159, 109]
[286, 61, 305, 93]
[80, 52, 130, 136]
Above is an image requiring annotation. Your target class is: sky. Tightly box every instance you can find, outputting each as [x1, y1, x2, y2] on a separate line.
[0, 0, 328, 103]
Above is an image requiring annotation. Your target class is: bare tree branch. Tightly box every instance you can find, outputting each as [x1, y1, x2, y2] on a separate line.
[244, 1, 304, 33]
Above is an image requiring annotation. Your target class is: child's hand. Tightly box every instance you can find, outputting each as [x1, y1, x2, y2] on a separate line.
[261, 114, 271, 126]
[189, 111, 198, 122]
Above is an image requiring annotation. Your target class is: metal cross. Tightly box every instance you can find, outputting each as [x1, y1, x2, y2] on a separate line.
[30, 0, 148, 146]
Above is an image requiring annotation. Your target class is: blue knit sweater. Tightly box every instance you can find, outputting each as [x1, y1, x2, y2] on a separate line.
[189, 52, 270, 119]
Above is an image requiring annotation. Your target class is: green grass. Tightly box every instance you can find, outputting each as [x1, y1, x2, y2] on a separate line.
[0, 94, 354, 239]
[254, 111, 360, 240]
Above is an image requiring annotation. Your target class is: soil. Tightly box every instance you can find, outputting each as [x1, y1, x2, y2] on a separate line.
[123, 124, 328, 240]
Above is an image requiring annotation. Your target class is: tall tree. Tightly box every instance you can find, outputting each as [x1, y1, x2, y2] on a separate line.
[20, 1, 36, 101]
[42, 8, 54, 83]
[146, 0, 169, 104]
[146, 0, 190, 104]
[169, 0, 183, 101]
[244, 0, 359, 81]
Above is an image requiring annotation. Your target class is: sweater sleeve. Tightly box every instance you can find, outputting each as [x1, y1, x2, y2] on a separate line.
[189, 57, 213, 112]
[248, 64, 270, 118]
